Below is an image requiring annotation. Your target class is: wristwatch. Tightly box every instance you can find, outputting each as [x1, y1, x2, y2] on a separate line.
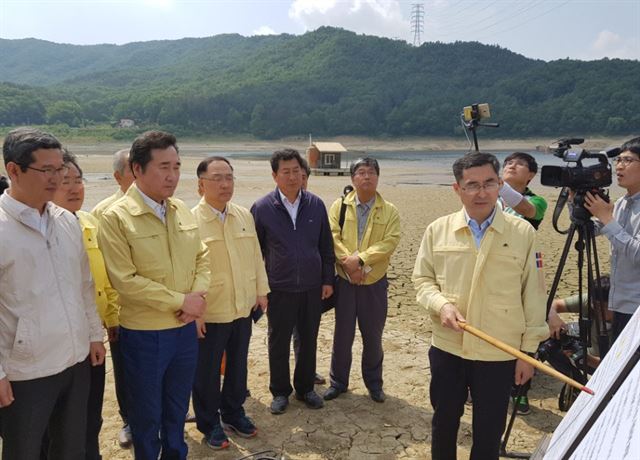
[358, 257, 365, 267]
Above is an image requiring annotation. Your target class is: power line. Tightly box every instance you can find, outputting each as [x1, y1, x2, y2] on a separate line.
[475, 0, 572, 40]
[429, 0, 503, 31]
[430, 0, 547, 39]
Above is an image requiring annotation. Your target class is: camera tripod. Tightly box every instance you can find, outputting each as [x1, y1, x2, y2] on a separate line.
[500, 190, 610, 459]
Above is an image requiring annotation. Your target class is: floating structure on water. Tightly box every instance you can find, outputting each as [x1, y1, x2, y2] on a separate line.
[306, 141, 361, 176]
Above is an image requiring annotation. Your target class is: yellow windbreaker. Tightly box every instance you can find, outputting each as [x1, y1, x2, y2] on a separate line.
[91, 189, 124, 220]
[329, 191, 400, 285]
[98, 185, 210, 330]
[77, 211, 119, 327]
[192, 199, 269, 323]
[412, 208, 549, 360]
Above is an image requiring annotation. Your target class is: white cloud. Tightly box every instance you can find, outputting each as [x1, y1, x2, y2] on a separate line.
[252, 26, 277, 36]
[288, 0, 410, 42]
[584, 30, 640, 60]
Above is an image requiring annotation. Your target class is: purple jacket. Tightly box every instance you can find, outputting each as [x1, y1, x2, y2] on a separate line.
[251, 188, 335, 292]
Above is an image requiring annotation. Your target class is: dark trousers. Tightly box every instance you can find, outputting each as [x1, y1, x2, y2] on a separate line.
[429, 346, 516, 460]
[267, 288, 322, 397]
[120, 323, 198, 460]
[0, 359, 90, 460]
[612, 311, 633, 342]
[193, 316, 252, 436]
[85, 361, 105, 460]
[292, 326, 302, 364]
[329, 276, 388, 392]
[109, 339, 129, 426]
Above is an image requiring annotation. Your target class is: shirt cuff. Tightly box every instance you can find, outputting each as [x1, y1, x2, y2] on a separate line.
[601, 219, 623, 239]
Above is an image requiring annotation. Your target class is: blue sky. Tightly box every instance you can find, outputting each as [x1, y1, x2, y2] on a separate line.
[0, 0, 638, 61]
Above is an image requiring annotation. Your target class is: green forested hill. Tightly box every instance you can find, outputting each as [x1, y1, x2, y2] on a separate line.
[1, 27, 638, 138]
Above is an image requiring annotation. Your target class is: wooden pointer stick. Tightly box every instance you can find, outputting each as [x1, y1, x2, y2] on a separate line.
[458, 321, 594, 395]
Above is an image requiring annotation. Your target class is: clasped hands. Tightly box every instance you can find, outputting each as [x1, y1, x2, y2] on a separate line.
[341, 254, 366, 285]
[176, 291, 207, 324]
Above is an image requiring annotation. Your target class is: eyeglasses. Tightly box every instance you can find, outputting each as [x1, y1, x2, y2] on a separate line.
[200, 174, 235, 183]
[460, 182, 501, 194]
[614, 156, 640, 166]
[26, 165, 70, 178]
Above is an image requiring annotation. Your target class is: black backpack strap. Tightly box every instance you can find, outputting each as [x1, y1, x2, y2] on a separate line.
[339, 185, 354, 236]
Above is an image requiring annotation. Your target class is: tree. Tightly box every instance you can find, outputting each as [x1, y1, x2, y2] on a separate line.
[47, 101, 83, 127]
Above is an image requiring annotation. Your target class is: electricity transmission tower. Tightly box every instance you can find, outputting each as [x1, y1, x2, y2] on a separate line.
[411, 3, 425, 46]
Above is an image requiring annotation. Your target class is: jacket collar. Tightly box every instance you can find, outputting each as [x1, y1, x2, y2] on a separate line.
[452, 206, 505, 234]
[272, 187, 306, 207]
[345, 190, 383, 208]
[125, 184, 177, 217]
[196, 197, 236, 222]
[0, 192, 68, 221]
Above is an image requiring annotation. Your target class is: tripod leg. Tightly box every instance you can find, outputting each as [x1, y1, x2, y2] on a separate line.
[570, 226, 595, 383]
[546, 224, 577, 318]
[500, 385, 532, 458]
[585, 222, 610, 357]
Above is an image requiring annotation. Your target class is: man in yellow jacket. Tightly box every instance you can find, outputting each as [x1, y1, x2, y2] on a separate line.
[90, 149, 134, 447]
[52, 150, 119, 460]
[412, 152, 548, 460]
[323, 158, 400, 403]
[98, 131, 210, 460]
[91, 148, 135, 220]
[191, 156, 269, 450]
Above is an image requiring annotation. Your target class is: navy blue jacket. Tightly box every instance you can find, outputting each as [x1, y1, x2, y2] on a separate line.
[251, 188, 335, 292]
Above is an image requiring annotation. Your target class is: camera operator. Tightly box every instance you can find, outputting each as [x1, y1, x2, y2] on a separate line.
[499, 152, 547, 415]
[548, 275, 612, 368]
[583, 137, 640, 342]
[499, 152, 548, 230]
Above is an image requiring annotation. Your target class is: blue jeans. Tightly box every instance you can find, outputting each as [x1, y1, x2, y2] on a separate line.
[120, 322, 198, 460]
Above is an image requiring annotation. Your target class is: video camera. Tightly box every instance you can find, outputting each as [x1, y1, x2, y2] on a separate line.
[540, 138, 619, 225]
[540, 138, 614, 190]
[536, 322, 590, 412]
[537, 325, 584, 366]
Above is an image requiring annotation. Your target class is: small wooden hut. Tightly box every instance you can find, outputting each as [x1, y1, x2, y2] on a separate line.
[306, 142, 350, 176]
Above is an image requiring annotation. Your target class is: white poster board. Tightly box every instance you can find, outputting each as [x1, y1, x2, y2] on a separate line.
[544, 306, 640, 459]
[569, 362, 640, 459]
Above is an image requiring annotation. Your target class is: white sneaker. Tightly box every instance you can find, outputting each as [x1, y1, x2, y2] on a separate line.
[118, 425, 133, 448]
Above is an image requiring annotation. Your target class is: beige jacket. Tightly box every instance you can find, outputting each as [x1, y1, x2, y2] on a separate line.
[329, 191, 400, 284]
[192, 199, 269, 323]
[98, 185, 210, 330]
[412, 208, 549, 360]
[0, 194, 103, 381]
[91, 188, 124, 220]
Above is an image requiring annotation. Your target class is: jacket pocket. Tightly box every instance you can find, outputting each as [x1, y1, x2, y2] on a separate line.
[11, 317, 35, 362]
[481, 302, 526, 347]
[179, 223, 200, 252]
[129, 232, 164, 267]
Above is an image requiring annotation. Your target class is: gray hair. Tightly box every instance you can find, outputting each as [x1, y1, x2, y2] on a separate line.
[112, 148, 130, 175]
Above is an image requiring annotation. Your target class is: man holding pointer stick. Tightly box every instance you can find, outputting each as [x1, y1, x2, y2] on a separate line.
[412, 152, 549, 460]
